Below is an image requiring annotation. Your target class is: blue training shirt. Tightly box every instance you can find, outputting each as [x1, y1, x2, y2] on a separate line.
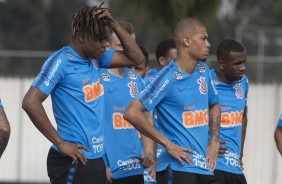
[278, 114, 282, 128]
[210, 69, 249, 174]
[143, 69, 159, 184]
[101, 68, 145, 179]
[138, 61, 218, 175]
[0, 100, 3, 109]
[143, 68, 158, 85]
[32, 46, 115, 159]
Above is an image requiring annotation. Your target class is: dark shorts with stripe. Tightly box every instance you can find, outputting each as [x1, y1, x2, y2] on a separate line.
[47, 147, 106, 184]
[110, 174, 144, 184]
[156, 166, 219, 184]
[214, 169, 247, 184]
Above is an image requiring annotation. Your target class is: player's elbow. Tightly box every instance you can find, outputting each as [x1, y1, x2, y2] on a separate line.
[274, 127, 282, 156]
[124, 107, 134, 125]
[0, 119, 10, 138]
[22, 94, 32, 112]
[136, 56, 145, 66]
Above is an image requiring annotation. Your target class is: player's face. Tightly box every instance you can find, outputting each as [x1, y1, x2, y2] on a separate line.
[222, 51, 247, 81]
[110, 33, 123, 50]
[83, 36, 109, 59]
[189, 26, 210, 61]
[165, 48, 177, 64]
[110, 33, 136, 51]
[130, 61, 148, 78]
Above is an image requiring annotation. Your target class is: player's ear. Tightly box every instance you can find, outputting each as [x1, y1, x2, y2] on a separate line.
[145, 66, 149, 76]
[183, 36, 190, 47]
[79, 33, 86, 43]
[159, 57, 166, 67]
[218, 60, 224, 69]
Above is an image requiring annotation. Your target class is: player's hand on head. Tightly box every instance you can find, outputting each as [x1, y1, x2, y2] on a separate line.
[165, 141, 194, 167]
[93, 3, 116, 28]
[57, 141, 89, 165]
[218, 140, 228, 157]
[206, 140, 220, 171]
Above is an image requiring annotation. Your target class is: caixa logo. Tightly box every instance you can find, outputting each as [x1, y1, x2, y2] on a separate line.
[92, 136, 104, 153]
[44, 59, 62, 86]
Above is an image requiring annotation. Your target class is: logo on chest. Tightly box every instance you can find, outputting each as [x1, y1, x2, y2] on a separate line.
[128, 81, 138, 98]
[197, 77, 208, 95]
[233, 83, 244, 99]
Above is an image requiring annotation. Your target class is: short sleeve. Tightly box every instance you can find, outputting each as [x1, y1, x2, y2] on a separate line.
[208, 71, 219, 106]
[98, 49, 115, 68]
[137, 68, 172, 112]
[278, 114, 282, 128]
[32, 51, 66, 95]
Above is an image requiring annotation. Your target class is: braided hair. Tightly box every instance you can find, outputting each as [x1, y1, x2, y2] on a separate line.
[71, 5, 108, 41]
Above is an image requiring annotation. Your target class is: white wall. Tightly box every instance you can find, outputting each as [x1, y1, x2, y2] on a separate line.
[0, 78, 281, 183]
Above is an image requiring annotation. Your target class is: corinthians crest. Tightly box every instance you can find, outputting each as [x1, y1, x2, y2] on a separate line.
[197, 77, 208, 95]
[128, 81, 138, 98]
[233, 83, 244, 99]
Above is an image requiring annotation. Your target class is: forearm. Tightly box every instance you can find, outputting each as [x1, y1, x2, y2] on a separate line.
[274, 126, 282, 156]
[124, 110, 170, 149]
[22, 89, 63, 147]
[141, 112, 156, 155]
[209, 103, 221, 142]
[0, 108, 10, 158]
[241, 114, 248, 156]
[112, 23, 144, 65]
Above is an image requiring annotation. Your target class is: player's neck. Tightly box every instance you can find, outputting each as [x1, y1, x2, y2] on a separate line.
[216, 70, 234, 84]
[175, 53, 197, 74]
[69, 41, 87, 60]
[108, 68, 125, 77]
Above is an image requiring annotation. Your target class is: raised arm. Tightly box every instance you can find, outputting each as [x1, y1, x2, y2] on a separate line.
[22, 87, 88, 164]
[124, 99, 194, 167]
[98, 10, 144, 67]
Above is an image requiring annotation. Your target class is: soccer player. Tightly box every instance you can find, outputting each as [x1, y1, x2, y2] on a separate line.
[211, 39, 248, 184]
[101, 20, 154, 184]
[144, 39, 177, 84]
[22, 5, 144, 184]
[124, 17, 221, 184]
[274, 113, 282, 156]
[0, 100, 10, 158]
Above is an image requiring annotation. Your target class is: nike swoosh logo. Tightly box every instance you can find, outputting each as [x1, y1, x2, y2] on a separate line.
[177, 88, 185, 92]
[108, 89, 117, 94]
[74, 66, 79, 71]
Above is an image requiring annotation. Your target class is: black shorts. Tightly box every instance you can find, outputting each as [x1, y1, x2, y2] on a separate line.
[156, 166, 219, 184]
[214, 169, 247, 184]
[110, 174, 144, 184]
[47, 147, 106, 184]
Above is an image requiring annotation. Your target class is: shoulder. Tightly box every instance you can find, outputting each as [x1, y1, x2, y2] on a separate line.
[100, 69, 111, 82]
[126, 69, 143, 83]
[239, 75, 249, 87]
[45, 47, 76, 68]
[194, 61, 210, 76]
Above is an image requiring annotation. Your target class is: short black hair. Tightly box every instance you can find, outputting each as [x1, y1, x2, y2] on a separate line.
[155, 39, 176, 61]
[139, 46, 149, 67]
[71, 5, 108, 41]
[216, 39, 245, 61]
